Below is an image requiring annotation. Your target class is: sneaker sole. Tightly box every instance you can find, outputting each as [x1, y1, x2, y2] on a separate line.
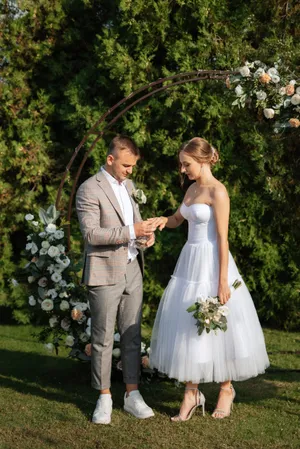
[123, 406, 154, 419]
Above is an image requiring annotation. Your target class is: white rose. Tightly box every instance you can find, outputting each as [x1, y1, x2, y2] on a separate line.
[25, 242, 32, 250]
[56, 244, 65, 253]
[141, 342, 146, 353]
[234, 85, 243, 97]
[56, 257, 70, 269]
[61, 317, 71, 331]
[39, 248, 48, 255]
[296, 87, 300, 95]
[291, 94, 300, 105]
[49, 316, 59, 328]
[28, 276, 35, 283]
[256, 91, 267, 101]
[38, 277, 48, 287]
[48, 246, 60, 258]
[54, 230, 64, 239]
[79, 332, 89, 343]
[267, 67, 279, 76]
[60, 300, 70, 311]
[254, 68, 265, 78]
[44, 343, 54, 352]
[47, 264, 55, 274]
[51, 272, 62, 283]
[27, 235, 32, 241]
[59, 280, 67, 288]
[86, 326, 91, 337]
[59, 291, 68, 298]
[28, 296, 36, 306]
[114, 332, 120, 342]
[279, 87, 286, 96]
[204, 319, 210, 324]
[112, 348, 121, 358]
[284, 99, 291, 108]
[39, 232, 46, 238]
[25, 214, 34, 221]
[73, 302, 88, 312]
[263, 108, 275, 119]
[270, 75, 280, 84]
[11, 278, 19, 287]
[31, 243, 38, 255]
[239, 66, 251, 77]
[289, 80, 296, 85]
[45, 223, 57, 233]
[65, 335, 74, 347]
[87, 318, 91, 327]
[41, 299, 54, 311]
[219, 305, 230, 316]
[41, 241, 50, 249]
[32, 221, 39, 227]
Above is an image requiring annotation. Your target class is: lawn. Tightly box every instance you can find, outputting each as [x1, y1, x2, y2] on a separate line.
[0, 325, 299, 449]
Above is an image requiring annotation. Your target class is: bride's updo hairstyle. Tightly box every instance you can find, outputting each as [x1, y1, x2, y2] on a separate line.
[180, 137, 219, 166]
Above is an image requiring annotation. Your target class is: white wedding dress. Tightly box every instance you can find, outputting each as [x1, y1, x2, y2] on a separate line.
[150, 203, 270, 383]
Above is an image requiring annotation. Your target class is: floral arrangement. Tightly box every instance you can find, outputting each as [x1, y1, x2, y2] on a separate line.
[187, 279, 242, 336]
[23, 205, 91, 358]
[132, 188, 147, 204]
[228, 60, 300, 131]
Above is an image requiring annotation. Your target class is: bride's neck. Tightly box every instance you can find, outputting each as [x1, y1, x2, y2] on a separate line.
[196, 166, 214, 186]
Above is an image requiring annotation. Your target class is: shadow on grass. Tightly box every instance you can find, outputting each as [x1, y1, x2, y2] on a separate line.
[2, 347, 297, 419]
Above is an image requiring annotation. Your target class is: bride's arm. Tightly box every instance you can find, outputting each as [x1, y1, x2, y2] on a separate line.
[212, 188, 231, 304]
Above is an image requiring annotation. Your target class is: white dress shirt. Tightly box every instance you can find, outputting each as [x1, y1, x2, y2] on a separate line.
[102, 167, 138, 261]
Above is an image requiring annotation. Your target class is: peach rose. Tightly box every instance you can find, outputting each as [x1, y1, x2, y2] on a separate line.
[286, 84, 295, 96]
[289, 118, 300, 128]
[71, 308, 83, 321]
[259, 73, 271, 84]
[225, 77, 231, 89]
[142, 355, 150, 368]
[84, 343, 92, 357]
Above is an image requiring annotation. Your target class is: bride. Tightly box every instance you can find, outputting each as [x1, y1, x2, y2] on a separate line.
[149, 137, 269, 421]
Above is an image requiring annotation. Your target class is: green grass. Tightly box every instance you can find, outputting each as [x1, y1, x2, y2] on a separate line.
[0, 325, 299, 449]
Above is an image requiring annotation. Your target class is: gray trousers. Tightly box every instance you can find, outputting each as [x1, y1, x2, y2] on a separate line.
[88, 258, 143, 390]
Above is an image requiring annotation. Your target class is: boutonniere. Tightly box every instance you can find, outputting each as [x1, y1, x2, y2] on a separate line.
[132, 188, 147, 205]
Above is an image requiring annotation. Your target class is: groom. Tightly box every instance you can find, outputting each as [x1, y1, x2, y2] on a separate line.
[76, 135, 156, 424]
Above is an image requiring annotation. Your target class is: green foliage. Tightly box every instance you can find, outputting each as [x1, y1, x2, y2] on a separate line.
[0, 0, 299, 329]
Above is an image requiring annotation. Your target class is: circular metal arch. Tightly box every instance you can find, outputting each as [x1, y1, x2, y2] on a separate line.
[55, 69, 237, 248]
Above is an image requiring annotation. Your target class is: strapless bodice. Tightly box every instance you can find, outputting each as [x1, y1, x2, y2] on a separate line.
[180, 203, 217, 244]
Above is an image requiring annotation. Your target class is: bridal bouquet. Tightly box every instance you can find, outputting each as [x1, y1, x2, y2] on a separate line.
[186, 279, 242, 336]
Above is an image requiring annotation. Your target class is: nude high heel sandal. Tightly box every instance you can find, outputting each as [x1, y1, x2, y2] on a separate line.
[171, 387, 205, 422]
[212, 385, 236, 419]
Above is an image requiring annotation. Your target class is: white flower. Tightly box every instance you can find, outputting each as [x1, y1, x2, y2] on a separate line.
[289, 80, 296, 85]
[254, 68, 265, 78]
[38, 277, 48, 287]
[279, 87, 286, 96]
[54, 230, 64, 239]
[219, 305, 230, 316]
[26, 242, 32, 251]
[114, 332, 120, 342]
[59, 300, 70, 311]
[32, 221, 39, 227]
[59, 280, 67, 288]
[79, 332, 89, 343]
[41, 299, 54, 311]
[39, 232, 46, 238]
[204, 319, 210, 324]
[256, 91, 267, 101]
[146, 347, 151, 355]
[65, 335, 74, 347]
[45, 223, 56, 233]
[28, 276, 35, 283]
[291, 94, 300, 105]
[87, 318, 91, 327]
[112, 348, 121, 358]
[132, 188, 147, 205]
[31, 243, 38, 255]
[39, 248, 48, 255]
[44, 343, 54, 352]
[239, 66, 251, 77]
[86, 326, 91, 337]
[141, 342, 146, 353]
[59, 291, 68, 298]
[271, 75, 280, 84]
[41, 241, 50, 249]
[72, 302, 89, 312]
[296, 87, 300, 95]
[48, 246, 60, 258]
[56, 244, 65, 253]
[267, 67, 279, 77]
[56, 257, 70, 269]
[25, 214, 34, 221]
[11, 278, 19, 287]
[263, 108, 275, 119]
[284, 99, 291, 108]
[51, 272, 62, 283]
[47, 264, 55, 274]
[61, 317, 71, 331]
[235, 85, 243, 96]
[27, 235, 32, 241]
[47, 289, 58, 299]
[28, 295, 36, 306]
[49, 316, 59, 328]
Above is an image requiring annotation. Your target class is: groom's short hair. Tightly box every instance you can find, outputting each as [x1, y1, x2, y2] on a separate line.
[108, 135, 140, 157]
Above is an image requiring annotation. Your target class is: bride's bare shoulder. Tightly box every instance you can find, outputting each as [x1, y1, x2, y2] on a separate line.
[210, 181, 229, 201]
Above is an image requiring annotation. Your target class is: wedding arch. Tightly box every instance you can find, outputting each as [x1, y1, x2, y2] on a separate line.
[54, 69, 236, 249]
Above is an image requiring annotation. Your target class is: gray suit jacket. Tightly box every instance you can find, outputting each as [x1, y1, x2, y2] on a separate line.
[76, 170, 144, 286]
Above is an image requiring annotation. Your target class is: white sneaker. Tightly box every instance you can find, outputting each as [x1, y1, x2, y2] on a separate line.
[92, 394, 112, 424]
[124, 391, 154, 419]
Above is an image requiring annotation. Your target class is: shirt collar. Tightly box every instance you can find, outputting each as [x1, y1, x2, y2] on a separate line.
[101, 166, 126, 186]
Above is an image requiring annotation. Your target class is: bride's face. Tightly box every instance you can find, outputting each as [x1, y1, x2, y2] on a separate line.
[179, 151, 201, 180]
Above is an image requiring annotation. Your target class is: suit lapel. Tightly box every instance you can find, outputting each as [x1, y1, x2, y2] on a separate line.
[125, 183, 141, 223]
[96, 171, 125, 224]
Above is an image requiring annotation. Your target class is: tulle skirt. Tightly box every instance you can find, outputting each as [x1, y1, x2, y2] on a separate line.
[150, 240, 270, 383]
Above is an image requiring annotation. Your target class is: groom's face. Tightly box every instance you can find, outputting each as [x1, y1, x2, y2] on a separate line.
[106, 149, 139, 182]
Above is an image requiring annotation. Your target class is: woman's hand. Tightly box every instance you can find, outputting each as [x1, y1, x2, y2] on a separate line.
[147, 216, 168, 231]
[218, 281, 231, 305]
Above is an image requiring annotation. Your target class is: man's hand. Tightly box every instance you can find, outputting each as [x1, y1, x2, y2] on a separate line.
[134, 220, 157, 237]
[145, 232, 155, 248]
